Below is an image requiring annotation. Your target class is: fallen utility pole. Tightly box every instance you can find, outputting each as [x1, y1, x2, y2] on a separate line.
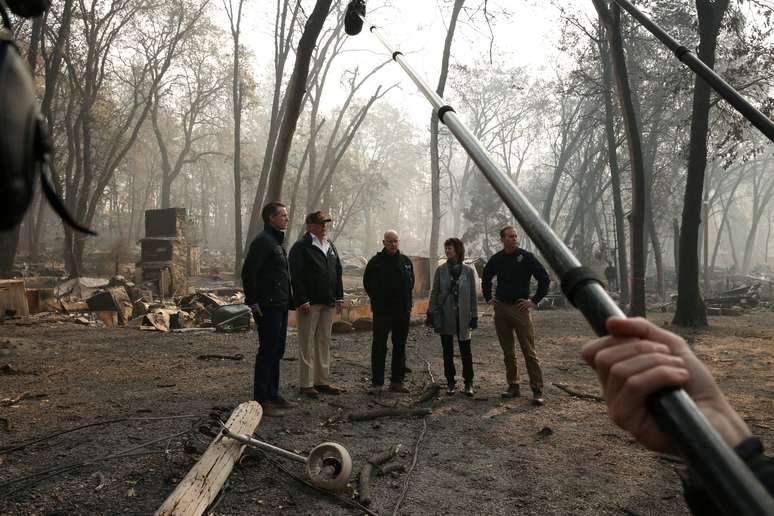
[155, 401, 262, 516]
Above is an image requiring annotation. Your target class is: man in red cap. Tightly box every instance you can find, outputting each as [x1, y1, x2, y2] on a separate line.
[289, 211, 345, 398]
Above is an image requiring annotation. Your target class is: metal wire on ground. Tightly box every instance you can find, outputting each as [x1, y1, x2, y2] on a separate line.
[0, 414, 200, 454]
[391, 417, 428, 516]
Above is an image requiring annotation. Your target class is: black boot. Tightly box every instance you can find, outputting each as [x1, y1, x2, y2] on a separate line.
[501, 384, 520, 398]
[446, 380, 456, 395]
[464, 381, 474, 397]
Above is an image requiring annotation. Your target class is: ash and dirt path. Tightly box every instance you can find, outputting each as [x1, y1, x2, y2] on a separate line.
[1, 308, 772, 515]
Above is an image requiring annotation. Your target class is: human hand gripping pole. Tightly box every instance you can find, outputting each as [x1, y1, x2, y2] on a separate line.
[343, 2, 774, 514]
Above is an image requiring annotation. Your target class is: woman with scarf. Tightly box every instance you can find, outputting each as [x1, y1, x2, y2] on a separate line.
[427, 237, 478, 396]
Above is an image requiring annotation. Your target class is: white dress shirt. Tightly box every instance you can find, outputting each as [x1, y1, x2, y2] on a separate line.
[312, 234, 330, 255]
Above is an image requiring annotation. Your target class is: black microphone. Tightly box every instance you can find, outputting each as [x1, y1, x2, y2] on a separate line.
[5, 0, 50, 18]
[344, 0, 366, 36]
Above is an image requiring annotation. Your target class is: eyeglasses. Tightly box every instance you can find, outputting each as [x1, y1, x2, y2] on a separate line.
[384, 239, 399, 244]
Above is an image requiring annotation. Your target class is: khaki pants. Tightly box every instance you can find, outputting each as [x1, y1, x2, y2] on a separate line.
[493, 303, 543, 390]
[297, 305, 334, 388]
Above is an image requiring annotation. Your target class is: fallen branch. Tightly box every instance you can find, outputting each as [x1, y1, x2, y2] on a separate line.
[416, 383, 440, 404]
[0, 392, 46, 408]
[358, 445, 402, 506]
[552, 383, 604, 402]
[348, 408, 431, 422]
[424, 360, 436, 384]
[392, 417, 428, 516]
[196, 354, 244, 361]
[369, 444, 401, 466]
[378, 463, 406, 476]
[357, 463, 374, 506]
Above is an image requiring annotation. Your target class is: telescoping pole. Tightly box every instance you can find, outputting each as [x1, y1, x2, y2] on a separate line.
[611, 0, 774, 144]
[357, 15, 774, 516]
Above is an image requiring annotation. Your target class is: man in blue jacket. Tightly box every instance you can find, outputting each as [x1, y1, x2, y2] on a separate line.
[241, 202, 293, 416]
[482, 226, 550, 405]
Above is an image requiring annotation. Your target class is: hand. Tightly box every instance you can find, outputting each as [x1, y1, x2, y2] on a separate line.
[248, 304, 262, 317]
[335, 299, 345, 314]
[515, 299, 536, 311]
[581, 317, 751, 454]
[299, 302, 311, 314]
[248, 304, 262, 325]
[487, 298, 497, 306]
[469, 317, 478, 330]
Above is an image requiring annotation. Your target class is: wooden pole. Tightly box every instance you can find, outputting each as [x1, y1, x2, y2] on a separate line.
[155, 401, 262, 516]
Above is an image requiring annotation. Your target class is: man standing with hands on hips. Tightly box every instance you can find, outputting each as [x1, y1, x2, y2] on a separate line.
[482, 226, 550, 405]
[241, 202, 293, 417]
[289, 211, 345, 398]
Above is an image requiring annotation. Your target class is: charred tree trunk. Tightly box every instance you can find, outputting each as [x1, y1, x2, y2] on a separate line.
[593, 2, 646, 315]
[265, 0, 334, 203]
[673, 0, 729, 327]
[225, 0, 245, 274]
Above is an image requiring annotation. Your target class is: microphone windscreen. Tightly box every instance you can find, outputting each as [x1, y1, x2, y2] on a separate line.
[345, 0, 366, 36]
[6, 0, 50, 18]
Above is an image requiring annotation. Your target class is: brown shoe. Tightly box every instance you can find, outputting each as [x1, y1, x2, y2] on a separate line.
[314, 384, 343, 395]
[389, 382, 410, 393]
[261, 402, 285, 417]
[300, 387, 320, 398]
[271, 395, 295, 408]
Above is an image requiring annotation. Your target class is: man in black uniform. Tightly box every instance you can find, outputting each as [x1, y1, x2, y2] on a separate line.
[482, 226, 550, 405]
[363, 230, 415, 394]
[241, 202, 293, 416]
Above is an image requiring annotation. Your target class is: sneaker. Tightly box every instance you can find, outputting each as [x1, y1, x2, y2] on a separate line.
[531, 388, 545, 406]
[501, 384, 521, 399]
[446, 381, 456, 395]
[404, 366, 412, 374]
[261, 402, 285, 417]
[314, 384, 343, 395]
[464, 381, 474, 397]
[389, 382, 410, 393]
[300, 387, 320, 398]
[271, 396, 295, 408]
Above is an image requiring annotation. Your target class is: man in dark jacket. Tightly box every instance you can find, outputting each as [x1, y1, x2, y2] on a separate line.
[289, 211, 345, 398]
[241, 202, 293, 416]
[363, 230, 415, 394]
[482, 225, 550, 405]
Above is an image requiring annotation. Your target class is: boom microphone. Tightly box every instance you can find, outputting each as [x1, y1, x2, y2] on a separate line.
[344, 0, 365, 36]
[343, 6, 774, 515]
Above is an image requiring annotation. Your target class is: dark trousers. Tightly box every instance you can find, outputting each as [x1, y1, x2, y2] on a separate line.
[371, 308, 410, 385]
[253, 306, 288, 403]
[440, 335, 473, 383]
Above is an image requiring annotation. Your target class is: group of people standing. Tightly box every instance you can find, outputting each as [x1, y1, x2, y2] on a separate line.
[240, 204, 774, 513]
[241, 202, 551, 415]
